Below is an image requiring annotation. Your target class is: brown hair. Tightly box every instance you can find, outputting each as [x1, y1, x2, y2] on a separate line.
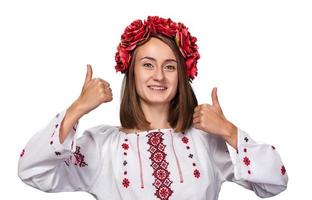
[119, 34, 198, 132]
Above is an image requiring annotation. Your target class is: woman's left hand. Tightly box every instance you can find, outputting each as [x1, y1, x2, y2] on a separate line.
[193, 87, 238, 149]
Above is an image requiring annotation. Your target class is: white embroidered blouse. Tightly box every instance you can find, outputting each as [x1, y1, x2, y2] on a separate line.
[18, 110, 288, 200]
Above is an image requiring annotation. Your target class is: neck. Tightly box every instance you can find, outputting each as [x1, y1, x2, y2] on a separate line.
[140, 101, 171, 130]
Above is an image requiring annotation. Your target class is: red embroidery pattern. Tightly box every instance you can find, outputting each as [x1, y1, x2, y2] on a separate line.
[242, 147, 252, 175]
[181, 136, 189, 144]
[50, 113, 77, 146]
[73, 146, 87, 167]
[147, 131, 173, 200]
[193, 169, 200, 178]
[243, 156, 251, 166]
[122, 178, 130, 188]
[64, 146, 88, 167]
[122, 143, 129, 150]
[49, 123, 58, 145]
[122, 137, 130, 188]
[20, 149, 25, 157]
[281, 165, 286, 175]
[181, 134, 200, 179]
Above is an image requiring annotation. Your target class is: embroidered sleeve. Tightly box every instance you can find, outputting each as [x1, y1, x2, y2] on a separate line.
[18, 110, 103, 192]
[212, 128, 288, 198]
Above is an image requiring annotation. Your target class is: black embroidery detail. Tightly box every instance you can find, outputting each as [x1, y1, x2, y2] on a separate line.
[64, 146, 88, 167]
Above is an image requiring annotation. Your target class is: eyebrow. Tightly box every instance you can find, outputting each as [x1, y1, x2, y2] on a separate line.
[140, 56, 177, 63]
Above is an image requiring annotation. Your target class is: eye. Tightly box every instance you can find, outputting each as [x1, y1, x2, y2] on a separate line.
[143, 63, 153, 69]
[164, 65, 176, 71]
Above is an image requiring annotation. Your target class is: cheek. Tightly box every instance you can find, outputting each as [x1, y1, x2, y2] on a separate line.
[173, 73, 178, 88]
[134, 69, 149, 91]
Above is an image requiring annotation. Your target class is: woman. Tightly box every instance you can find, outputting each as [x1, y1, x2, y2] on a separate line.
[18, 16, 288, 200]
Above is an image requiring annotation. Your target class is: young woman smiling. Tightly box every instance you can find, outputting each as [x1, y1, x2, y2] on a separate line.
[18, 16, 288, 200]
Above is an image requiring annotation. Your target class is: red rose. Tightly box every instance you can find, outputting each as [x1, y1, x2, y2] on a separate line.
[147, 16, 177, 37]
[115, 19, 151, 73]
[121, 20, 149, 50]
[115, 45, 130, 72]
[176, 23, 200, 80]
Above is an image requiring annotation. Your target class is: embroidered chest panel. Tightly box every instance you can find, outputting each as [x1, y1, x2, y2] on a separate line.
[119, 130, 202, 200]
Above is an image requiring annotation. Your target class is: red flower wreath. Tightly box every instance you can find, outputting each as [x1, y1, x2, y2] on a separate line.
[115, 16, 200, 80]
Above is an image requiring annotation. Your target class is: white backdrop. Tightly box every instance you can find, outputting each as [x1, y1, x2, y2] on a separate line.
[0, 0, 311, 199]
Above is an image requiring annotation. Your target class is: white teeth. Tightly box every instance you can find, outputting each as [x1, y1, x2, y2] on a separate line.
[148, 86, 167, 90]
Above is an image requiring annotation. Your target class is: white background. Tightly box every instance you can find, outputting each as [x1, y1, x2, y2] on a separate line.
[0, 0, 311, 199]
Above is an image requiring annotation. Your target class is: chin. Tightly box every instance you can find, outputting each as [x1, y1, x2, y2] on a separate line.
[142, 96, 171, 105]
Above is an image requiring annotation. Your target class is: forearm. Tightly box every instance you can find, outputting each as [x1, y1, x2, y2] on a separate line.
[222, 120, 238, 150]
[59, 101, 84, 144]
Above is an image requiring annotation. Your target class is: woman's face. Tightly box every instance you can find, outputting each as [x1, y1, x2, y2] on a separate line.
[134, 37, 178, 107]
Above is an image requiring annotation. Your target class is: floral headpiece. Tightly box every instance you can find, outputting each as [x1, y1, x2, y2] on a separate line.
[115, 16, 200, 80]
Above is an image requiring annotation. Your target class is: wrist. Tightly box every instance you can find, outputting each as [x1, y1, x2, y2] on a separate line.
[67, 100, 85, 120]
[222, 120, 238, 149]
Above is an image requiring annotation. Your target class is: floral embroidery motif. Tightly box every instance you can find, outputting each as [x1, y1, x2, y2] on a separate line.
[244, 137, 249, 142]
[20, 149, 25, 157]
[122, 143, 129, 150]
[181, 136, 189, 144]
[49, 123, 59, 145]
[147, 131, 173, 200]
[180, 134, 200, 179]
[50, 130, 55, 145]
[73, 146, 87, 167]
[281, 165, 286, 175]
[122, 178, 130, 188]
[122, 137, 130, 188]
[243, 156, 251, 166]
[64, 146, 88, 167]
[193, 169, 200, 178]
[242, 148, 251, 174]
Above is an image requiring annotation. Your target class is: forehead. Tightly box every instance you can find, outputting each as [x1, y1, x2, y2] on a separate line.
[135, 37, 176, 61]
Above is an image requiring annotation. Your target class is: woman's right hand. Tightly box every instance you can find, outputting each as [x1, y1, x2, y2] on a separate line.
[59, 64, 112, 143]
[73, 64, 113, 116]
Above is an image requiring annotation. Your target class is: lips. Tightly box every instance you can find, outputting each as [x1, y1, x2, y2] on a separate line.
[148, 85, 168, 91]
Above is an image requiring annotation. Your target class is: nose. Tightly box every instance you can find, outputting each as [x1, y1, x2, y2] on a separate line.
[152, 66, 165, 81]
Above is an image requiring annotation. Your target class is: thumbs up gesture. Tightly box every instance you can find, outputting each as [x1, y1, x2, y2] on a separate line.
[193, 87, 238, 148]
[74, 64, 113, 116]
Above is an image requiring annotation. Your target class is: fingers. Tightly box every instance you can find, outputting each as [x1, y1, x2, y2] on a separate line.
[84, 64, 93, 86]
[194, 104, 212, 112]
[193, 104, 211, 123]
[192, 116, 201, 124]
[211, 87, 220, 108]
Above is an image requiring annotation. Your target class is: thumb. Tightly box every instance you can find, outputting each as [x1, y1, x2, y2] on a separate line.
[84, 64, 93, 86]
[211, 87, 221, 108]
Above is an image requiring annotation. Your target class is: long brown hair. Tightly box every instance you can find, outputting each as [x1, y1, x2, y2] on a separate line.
[120, 34, 198, 132]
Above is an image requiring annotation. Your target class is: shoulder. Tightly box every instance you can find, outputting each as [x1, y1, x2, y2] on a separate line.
[81, 124, 121, 145]
[185, 126, 224, 150]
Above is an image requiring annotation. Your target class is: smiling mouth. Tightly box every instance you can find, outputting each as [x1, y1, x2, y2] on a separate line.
[148, 85, 168, 91]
